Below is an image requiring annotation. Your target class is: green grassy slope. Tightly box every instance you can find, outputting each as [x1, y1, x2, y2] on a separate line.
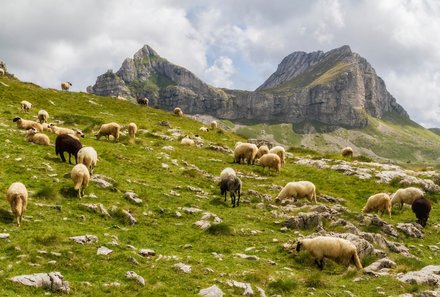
[0, 76, 439, 296]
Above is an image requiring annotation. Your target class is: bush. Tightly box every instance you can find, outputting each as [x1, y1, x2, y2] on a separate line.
[206, 223, 233, 235]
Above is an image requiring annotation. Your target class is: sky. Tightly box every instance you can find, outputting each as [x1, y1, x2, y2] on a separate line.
[1, 0, 439, 127]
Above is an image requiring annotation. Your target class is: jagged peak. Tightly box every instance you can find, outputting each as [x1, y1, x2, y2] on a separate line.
[134, 44, 160, 60]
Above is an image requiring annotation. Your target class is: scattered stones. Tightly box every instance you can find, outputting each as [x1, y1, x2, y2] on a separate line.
[199, 285, 224, 297]
[364, 258, 396, 276]
[182, 207, 203, 214]
[139, 249, 156, 257]
[207, 144, 233, 154]
[370, 215, 399, 237]
[396, 223, 424, 238]
[234, 253, 260, 261]
[34, 203, 62, 211]
[124, 192, 143, 205]
[10, 272, 70, 293]
[227, 280, 254, 296]
[397, 265, 440, 286]
[283, 212, 323, 230]
[0, 233, 10, 239]
[125, 271, 145, 286]
[69, 235, 98, 244]
[174, 262, 191, 273]
[161, 163, 169, 169]
[97, 246, 113, 256]
[80, 203, 111, 217]
[162, 145, 174, 151]
[91, 174, 116, 189]
[121, 209, 137, 225]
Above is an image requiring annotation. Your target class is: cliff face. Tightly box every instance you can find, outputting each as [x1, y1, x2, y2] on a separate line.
[87, 45, 409, 132]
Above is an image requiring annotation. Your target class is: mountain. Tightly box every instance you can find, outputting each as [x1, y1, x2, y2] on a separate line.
[88, 45, 409, 132]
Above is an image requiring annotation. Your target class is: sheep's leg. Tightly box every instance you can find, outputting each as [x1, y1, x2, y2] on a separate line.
[231, 193, 236, 207]
[60, 152, 66, 162]
[68, 153, 72, 164]
[236, 190, 240, 207]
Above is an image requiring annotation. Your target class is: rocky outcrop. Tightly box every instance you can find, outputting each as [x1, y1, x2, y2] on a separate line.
[88, 45, 409, 132]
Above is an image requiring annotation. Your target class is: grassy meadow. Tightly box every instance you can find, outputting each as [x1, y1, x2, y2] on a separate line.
[0, 75, 439, 296]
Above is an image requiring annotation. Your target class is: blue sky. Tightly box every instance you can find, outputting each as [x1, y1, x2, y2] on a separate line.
[0, 0, 439, 127]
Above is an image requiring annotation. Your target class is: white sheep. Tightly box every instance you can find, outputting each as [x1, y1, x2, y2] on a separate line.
[95, 122, 120, 142]
[128, 122, 138, 139]
[391, 187, 425, 210]
[37, 110, 49, 123]
[71, 163, 90, 198]
[199, 126, 209, 132]
[61, 81, 72, 91]
[0, 68, 4, 76]
[275, 181, 317, 204]
[362, 193, 392, 218]
[258, 153, 281, 173]
[256, 145, 269, 159]
[26, 128, 50, 145]
[269, 146, 286, 165]
[210, 120, 218, 130]
[77, 146, 98, 174]
[341, 146, 354, 158]
[174, 107, 183, 116]
[41, 123, 51, 132]
[219, 167, 242, 207]
[181, 137, 195, 146]
[13, 116, 43, 132]
[296, 236, 363, 270]
[49, 124, 84, 139]
[6, 182, 28, 226]
[220, 167, 236, 180]
[234, 143, 258, 164]
[20, 100, 32, 112]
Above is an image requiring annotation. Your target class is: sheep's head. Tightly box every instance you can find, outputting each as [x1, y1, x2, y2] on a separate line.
[12, 116, 21, 122]
[274, 197, 281, 205]
[27, 127, 38, 135]
[296, 240, 303, 252]
[74, 129, 85, 138]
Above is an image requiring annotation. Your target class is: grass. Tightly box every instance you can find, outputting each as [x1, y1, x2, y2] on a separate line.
[0, 75, 439, 296]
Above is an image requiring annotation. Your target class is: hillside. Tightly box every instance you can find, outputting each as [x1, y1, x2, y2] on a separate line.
[1, 75, 440, 296]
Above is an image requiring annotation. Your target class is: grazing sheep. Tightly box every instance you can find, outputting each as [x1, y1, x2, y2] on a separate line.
[234, 142, 243, 148]
[48, 124, 84, 138]
[41, 123, 51, 132]
[55, 133, 82, 164]
[181, 137, 195, 146]
[137, 97, 149, 106]
[128, 122, 138, 139]
[199, 126, 209, 132]
[219, 172, 242, 208]
[37, 110, 49, 123]
[256, 145, 269, 159]
[341, 146, 354, 158]
[71, 163, 90, 198]
[210, 120, 218, 130]
[234, 143, 258, 164]
[391, 187, 424, 210]
[258, 153, 281, 173]
[6, 182, 28, 226]
[61, 81, 72, 91]
[412, 198, 432, 227]
[362, 193, 392, 218]
[20, 100, 32, 112]
[174, 107, 183, 117]
[275, 181, 317, 204]
[77, 146, 98, 174]
[13, 117, 43, 132]
[95, 122, 120, 142]
[0, 68, 4, 76]
[26, 128, 50, 145]
[296, 236, 362, 270]
[269, 146, 286, 165]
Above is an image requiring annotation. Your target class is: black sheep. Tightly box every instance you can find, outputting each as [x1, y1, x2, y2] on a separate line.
[55, 134, 82, 164]
[412, 197, 432, 227]
[220, 176, 242, 208]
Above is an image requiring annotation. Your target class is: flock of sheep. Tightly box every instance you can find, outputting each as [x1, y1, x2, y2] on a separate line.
[4, 93, 434, 272]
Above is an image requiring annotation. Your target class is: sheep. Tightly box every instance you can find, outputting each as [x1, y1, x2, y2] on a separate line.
[296, 236, 362, 270]
[6, 182, 28, 226]
[341, 146, 354, 158]
[13, 116, 43, 132]
[20, 100, 32, 112]
[219, 169, 242, 208]
[412, 198, 432, 227]
[234, 143, 258, 165]
[210, 120, 218, 130]
[269, 146, 286, 165]
[256, 145, 269, 159]
[362, 193, 392, 218]
[95, 122, 120, 142]
[391, 187, 424, 210]
[137, 97, 149, 106]
[61, 81, 72, 91]
[37, 110, 49, 123]
[128, 122, 137, 139]
[71, 163, 90, 198]
[258, 153, 281, 173]
[77, 146, 98, 175]
[181, 137, 195, 146]
[274, 181, 317, 204]
[55, 133, 82, 164]
[174, 107, 183, 117]
[42, 123, 52, 132]
[0, 68, 4, 76]
[199, 126, 209, 132]
[26, 127, 50, 145]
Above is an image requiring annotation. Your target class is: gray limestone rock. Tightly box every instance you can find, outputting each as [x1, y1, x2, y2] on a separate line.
[396, 223, 424, 238]
[199, 285, 224, 297]
[364, 258, 396, 275]
[70, 235, 98, 244]
[125, 271, 145, 286]
[397, 265, 440, 286]
[10, 272, 70, 293]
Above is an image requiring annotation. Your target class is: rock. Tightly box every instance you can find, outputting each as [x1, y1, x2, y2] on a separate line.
[125, 271, 145, 286]
[34, 203, 62, 211]
[194, 220, 211, 230]
[0, 233, 10, 239]
[370, 215, 399, 237]
[227, 280, 254, 296]
[420, 290, 440, 297]
[283, 211, 323, 229]
[182, 207, 203, 214]
[139, 249, 156, 257]
[364, 258, 396, 275]
[396, 223, 424, 238]
[90, 174, 116, 189]
[199, 285, 224, 297]
[397, 265, 440, 286]
[10, 272, 70, 293]
[256, 286, 267, 297]
[80, 203, 111, 217]
[234, 253, 260, 261]
[124, 192, 143, 205]
[69, 235, 98, 244]
[97, 246, 113, 256]
[121, 209, 137, 225]
[207, 145, 233, 154]
[174, 263, 191, 273]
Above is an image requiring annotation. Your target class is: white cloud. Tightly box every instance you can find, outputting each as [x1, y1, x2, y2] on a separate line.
[204, 56, 235, 88]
